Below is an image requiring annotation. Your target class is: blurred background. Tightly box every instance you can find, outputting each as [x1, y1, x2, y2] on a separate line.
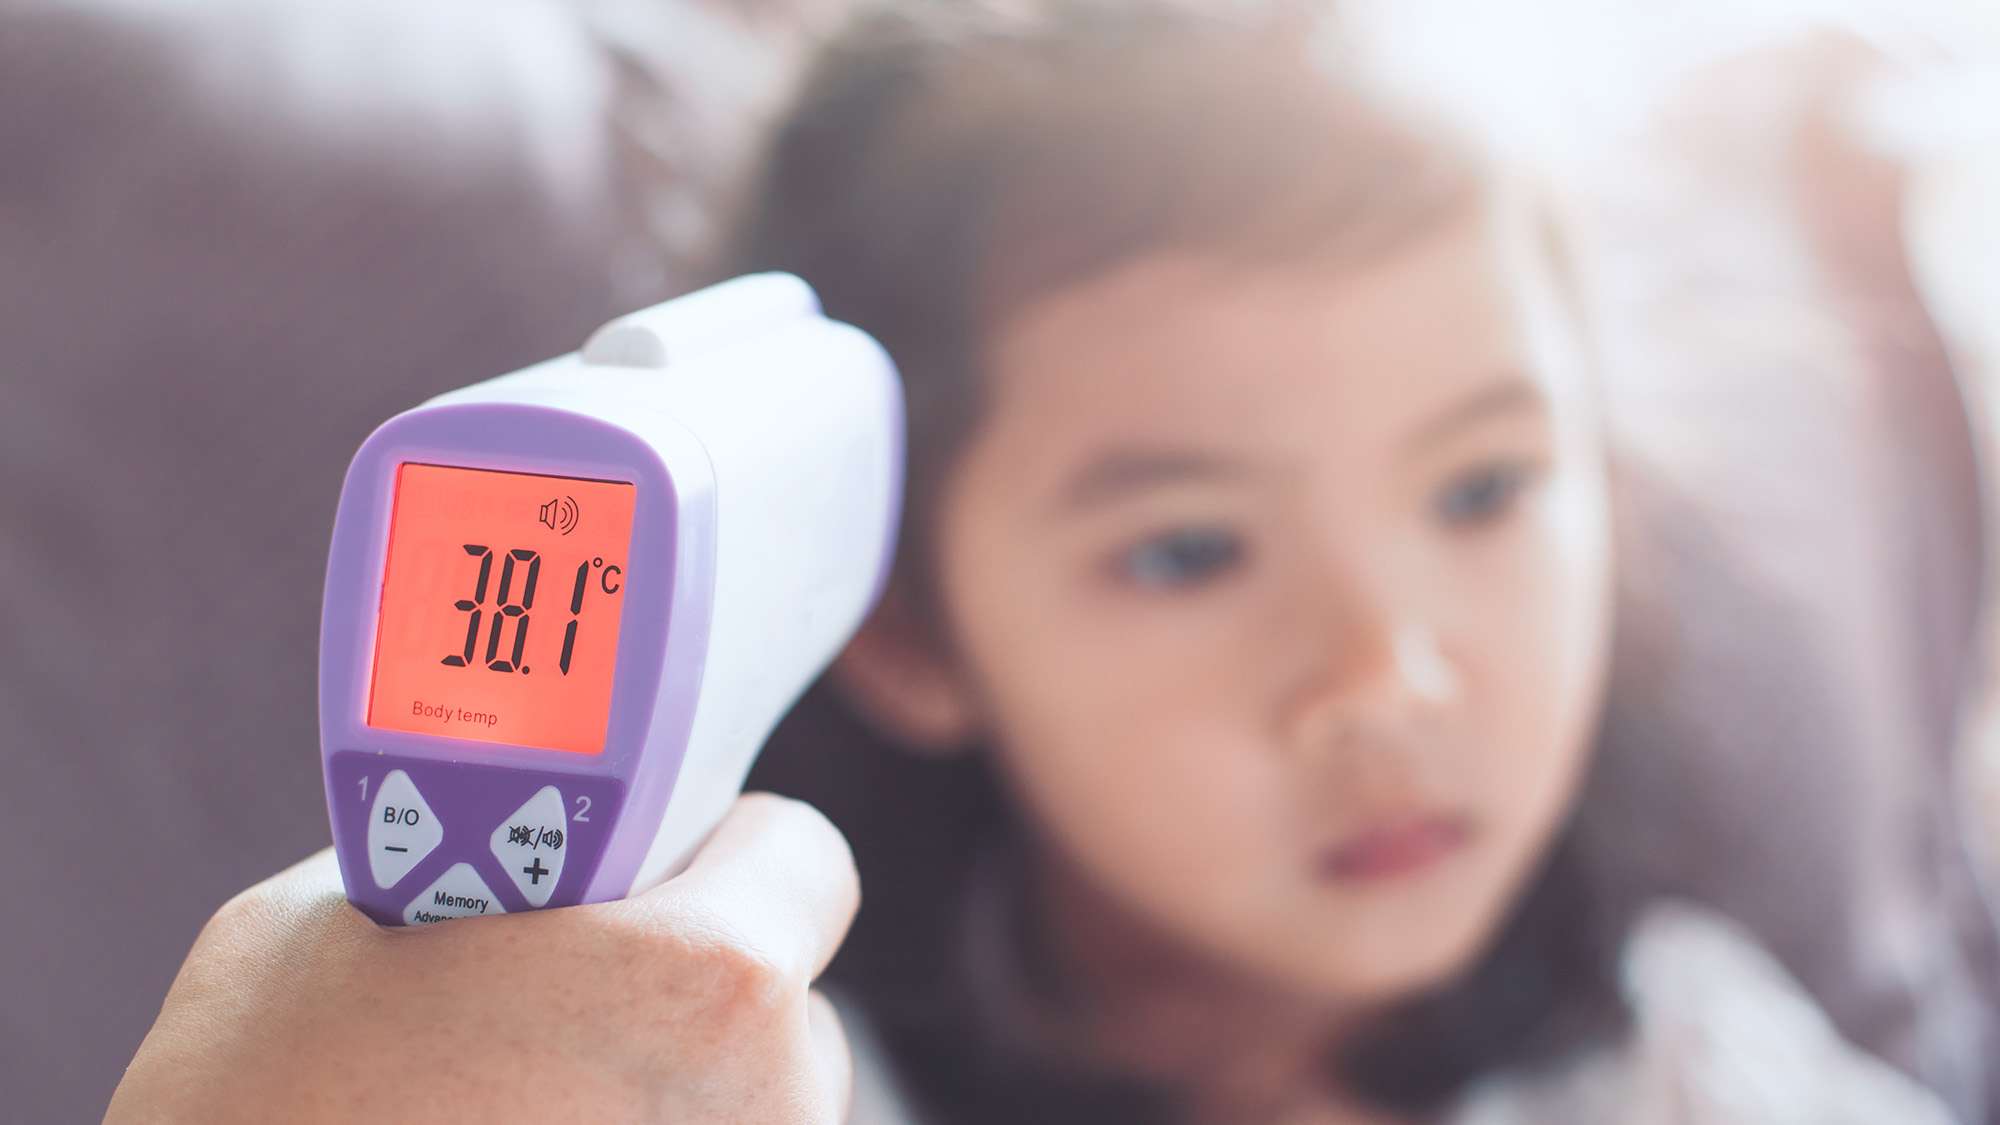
[1, 0, 1996, 1120]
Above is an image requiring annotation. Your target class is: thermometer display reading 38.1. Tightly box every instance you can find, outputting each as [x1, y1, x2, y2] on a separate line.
[367, 463, 636, 755]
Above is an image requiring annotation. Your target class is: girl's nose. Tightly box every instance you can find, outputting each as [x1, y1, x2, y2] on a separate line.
[1391, 622, 1462, 706]
[1278, 588, 1461, 758]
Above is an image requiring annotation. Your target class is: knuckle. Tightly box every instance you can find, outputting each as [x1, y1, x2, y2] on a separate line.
[663, 926, 803, 1042]
[698, 931, 797, 1012]
[602, 907, 799, 1020]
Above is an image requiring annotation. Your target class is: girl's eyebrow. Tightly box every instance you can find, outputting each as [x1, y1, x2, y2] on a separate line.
[1407, 376, 1547, 451]
[1059, 449, 1240, 511]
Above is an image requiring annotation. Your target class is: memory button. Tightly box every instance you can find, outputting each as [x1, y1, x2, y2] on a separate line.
[404, 863, 507, 925]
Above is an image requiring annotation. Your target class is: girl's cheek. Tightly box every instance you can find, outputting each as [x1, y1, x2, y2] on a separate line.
[1457, 476, 1611, 847]
[969, 561, 1294, 893]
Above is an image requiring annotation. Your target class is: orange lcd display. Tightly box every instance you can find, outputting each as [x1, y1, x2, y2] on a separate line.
[368, 463, 637, 754]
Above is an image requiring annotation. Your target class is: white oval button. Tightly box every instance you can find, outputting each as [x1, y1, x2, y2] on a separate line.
[404, 863, 506, 925]
[367, 769, 443, 889]
[490, 786, 568, 908]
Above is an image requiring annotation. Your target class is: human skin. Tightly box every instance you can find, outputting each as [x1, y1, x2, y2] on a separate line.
[105, 794, 858, 1124]
[835, 211, 1613, 1121]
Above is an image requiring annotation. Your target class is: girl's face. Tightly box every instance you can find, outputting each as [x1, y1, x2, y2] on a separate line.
[861, 211, 1613, 1003]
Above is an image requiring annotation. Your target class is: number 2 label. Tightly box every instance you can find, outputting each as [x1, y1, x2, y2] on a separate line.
[573, 795, 592, 822]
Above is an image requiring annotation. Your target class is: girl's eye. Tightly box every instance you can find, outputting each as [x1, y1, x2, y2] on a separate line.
[1435, 462, 1535, 528]
[1118, 527, 1243, 588]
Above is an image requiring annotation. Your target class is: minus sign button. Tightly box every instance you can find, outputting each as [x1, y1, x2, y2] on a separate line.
[384, 846, 408, 852]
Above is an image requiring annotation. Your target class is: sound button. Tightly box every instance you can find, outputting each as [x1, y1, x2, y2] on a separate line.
[489, 786, 569, 908]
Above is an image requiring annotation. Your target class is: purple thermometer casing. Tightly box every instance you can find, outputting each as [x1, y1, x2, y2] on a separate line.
[319, 401, 715, 925]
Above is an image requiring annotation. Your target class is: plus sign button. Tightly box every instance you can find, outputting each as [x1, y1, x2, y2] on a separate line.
[489, 785, 569, 908]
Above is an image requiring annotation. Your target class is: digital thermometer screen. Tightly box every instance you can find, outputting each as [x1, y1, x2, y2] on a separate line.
[367, 463, 636, 754]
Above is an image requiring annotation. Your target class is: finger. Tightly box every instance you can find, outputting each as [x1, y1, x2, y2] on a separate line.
[194, 848, 379, 968]
[632, 793, 860, 982]
[147, 850, 362, 1049]
[256, 846, 348, 910]
[807, 988, 855, 1122]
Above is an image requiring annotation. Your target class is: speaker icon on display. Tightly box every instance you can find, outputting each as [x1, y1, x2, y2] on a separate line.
[539, 496, 580, 535]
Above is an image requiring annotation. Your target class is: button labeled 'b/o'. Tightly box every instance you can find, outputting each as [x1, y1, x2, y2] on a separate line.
[368, 769, 443, 888]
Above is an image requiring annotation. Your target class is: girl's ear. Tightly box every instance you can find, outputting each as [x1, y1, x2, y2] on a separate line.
[829, 585, 981, 755]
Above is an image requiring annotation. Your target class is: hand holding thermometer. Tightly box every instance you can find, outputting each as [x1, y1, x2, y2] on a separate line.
[319, 274, 902, 925]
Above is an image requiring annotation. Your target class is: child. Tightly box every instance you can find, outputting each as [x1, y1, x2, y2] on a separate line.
[728, 1, 1986, 1121]
[109, 2, 1996, 1121]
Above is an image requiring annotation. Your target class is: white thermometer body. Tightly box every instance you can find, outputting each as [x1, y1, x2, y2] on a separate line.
[319, 274, 902, 924]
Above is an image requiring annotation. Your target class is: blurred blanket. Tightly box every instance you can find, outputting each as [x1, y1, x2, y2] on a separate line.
[0, 2, 634, 1116]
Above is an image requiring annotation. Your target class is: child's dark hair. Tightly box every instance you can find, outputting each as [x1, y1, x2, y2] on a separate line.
[733, 1, 1631, 1118]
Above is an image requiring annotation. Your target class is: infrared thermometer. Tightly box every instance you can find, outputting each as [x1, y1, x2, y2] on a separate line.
[318, 274, 902, 926]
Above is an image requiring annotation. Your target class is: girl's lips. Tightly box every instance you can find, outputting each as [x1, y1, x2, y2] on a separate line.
[1317, 814, 1472, 884]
